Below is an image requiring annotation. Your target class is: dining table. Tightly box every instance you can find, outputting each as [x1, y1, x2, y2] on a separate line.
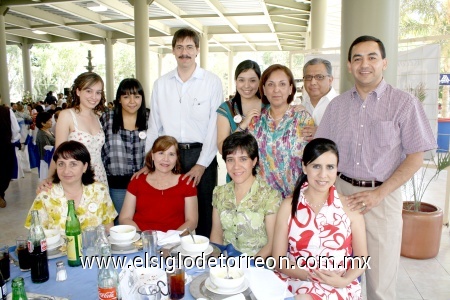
[5, 244, 294, 300]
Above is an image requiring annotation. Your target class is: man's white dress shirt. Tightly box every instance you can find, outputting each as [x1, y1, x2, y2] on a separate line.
[302, 87, 338, 125]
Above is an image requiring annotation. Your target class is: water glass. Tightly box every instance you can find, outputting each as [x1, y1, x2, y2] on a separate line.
[135, 284, 162, 300]
[157, 257, 185, 300]
[0, 244, 10, 281]
[16, 237, 31, 271]
[141, 230, 158, 259]
[82, 226, 97, 256]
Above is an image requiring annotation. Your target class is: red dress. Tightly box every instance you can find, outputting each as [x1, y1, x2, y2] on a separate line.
[127, 175, 197, 232]
[276, 184, 361, 300]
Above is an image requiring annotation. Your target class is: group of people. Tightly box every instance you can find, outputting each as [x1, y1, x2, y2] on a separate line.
[18, 28, 436, 300]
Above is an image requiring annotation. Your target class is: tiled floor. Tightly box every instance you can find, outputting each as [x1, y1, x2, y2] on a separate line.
[1, 163, 449, 299]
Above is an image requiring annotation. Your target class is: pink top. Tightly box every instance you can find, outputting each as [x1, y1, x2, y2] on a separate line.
[127, 175, 197, 232]
[316, 80, 436, 181]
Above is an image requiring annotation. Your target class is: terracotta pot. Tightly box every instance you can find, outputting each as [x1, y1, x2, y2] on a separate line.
[401, 201, 443, 259]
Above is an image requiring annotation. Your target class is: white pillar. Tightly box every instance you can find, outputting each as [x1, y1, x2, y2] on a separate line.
[133, 0, 151, 102]
[21, 39, 33, 95]
[200, 27, 209, 70]
[228, 51, 234, 98]
[340, 0, 400, 92]
[104, 35, 115, 102]
[310, 0, 327, 50]
[0, 6, 10, 105]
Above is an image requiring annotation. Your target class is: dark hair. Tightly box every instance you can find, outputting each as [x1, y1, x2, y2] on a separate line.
[291, 138, 339, 217]
[36, 111, 52, 129]
[348, 35, 386, 62]
[0, 106, 12, 144]
[222, 132, 259, 176]
[231, 60, 261, 116]
[303, 58, 333, 76]
[52, 141, 95, 185]
[35, 105, 44, 113]
[259, 64, 296, 105]
[172, 28, 199, 49]
[145, 136, 181, 174]
[67, 72, 106, 114]
[112, 78, 147, 134]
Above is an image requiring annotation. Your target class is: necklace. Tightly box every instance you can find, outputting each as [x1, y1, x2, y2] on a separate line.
[268, 109, 285, 121]
[175, 80, 193, 103]
[307, 200, 326, 210]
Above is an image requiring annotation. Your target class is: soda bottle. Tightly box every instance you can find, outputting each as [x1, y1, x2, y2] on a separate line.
[27, 210, 49, 283]
[95, 225, 110, 256]
[0, 270, 7, 300]
[65, 200, 82, 267]
[11, 277, 28, 300]
[97, 245, 120, 300]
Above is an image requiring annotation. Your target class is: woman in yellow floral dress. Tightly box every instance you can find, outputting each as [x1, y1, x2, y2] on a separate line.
[25, 141, 117, 232]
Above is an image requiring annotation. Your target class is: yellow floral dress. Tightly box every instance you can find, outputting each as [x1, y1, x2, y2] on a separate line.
[24, 182, 117, 232]
[212, 176, 282, 256]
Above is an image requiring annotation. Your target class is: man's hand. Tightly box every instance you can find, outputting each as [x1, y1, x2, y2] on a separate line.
[346, 188, 385, 214]
[131, 166, 149, 180]
[182, 164, 206, 187]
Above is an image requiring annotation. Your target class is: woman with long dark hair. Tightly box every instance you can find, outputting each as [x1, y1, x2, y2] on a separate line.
[100, 78, 148, 218]
[272, 138, 367, 299]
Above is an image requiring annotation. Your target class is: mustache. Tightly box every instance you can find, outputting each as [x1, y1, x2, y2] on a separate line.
[178, 55, 192, 59]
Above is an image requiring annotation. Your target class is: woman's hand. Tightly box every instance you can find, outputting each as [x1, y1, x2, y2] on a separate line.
[36, 178, 53, 195]
[239, 108, 260, 130]
[292, 104, 306, 112]
[310, 269, 348, 288]
[131, 166, 149, 180]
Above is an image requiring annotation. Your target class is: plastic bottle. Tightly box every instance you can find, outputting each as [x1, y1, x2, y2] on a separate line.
[11, 277, 28, 300]
[65, 200, 82, 267]
[27, 210, 49, 283]
[97, 245, 120, 300]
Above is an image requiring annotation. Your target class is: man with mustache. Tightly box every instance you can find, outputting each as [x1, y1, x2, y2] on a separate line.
[146, 27, 223, 237]
[316, 35, 436, 299]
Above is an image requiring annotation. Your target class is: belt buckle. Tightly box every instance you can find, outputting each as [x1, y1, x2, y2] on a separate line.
[185, 144, 190, 150]
[361, 180, 365, 187]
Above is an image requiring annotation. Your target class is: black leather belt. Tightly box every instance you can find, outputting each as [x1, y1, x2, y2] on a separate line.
[338, 173, 383, 188]
[178, 143, 202, 150]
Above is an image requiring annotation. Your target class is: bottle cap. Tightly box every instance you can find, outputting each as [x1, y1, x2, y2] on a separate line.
[56, 261, 64, 267]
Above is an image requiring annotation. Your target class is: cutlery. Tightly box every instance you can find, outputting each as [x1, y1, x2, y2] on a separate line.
[223, 250, 233, 279]
[187, 228, 196, 243]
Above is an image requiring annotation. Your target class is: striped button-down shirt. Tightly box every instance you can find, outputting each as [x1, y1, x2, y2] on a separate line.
[316, 80, 436, 182]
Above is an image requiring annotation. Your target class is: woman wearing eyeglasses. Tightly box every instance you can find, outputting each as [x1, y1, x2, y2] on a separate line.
[248, 64, 313, 199]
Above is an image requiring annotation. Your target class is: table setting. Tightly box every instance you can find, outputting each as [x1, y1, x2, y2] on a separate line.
[4, 225, 293, 300]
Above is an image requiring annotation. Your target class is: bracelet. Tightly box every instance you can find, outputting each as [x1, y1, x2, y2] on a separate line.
[237, 125, 247, 132]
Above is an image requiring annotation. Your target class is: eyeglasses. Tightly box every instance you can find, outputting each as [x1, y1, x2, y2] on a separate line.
[303, 74, 330, 81]
[174, 45, 196, 52]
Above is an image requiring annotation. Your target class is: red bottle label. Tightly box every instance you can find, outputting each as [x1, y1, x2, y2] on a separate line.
[40, 239, 47, 252]
[27, 240, 34, 253]
[98, 287, 118, 300]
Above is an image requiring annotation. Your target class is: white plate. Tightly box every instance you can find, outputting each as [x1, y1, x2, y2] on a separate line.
[204, 277, 249, 295]
[108, 233, 140, 245]
[175, 244, 213, 257]
[110, 242, 141, 254]
[47, 238, 65, 250]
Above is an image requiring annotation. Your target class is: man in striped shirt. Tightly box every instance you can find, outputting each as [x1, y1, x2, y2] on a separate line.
[316, 35, 436, 299]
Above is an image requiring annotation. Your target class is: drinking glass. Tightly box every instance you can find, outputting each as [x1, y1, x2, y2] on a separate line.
[0, 244, 10, 281]
[16, 237, 31, 271]
[141, 230, 158, 259]
[82, 226, 97, 257]
[135, 284, 162, 300]
[157, 257, 185, 300]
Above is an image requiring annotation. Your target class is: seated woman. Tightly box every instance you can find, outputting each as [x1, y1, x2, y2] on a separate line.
[25, 141, 117, 232]
[210, 132, 282, 259]
[119, 135, 198, 232]
[273, 138, 367, 300]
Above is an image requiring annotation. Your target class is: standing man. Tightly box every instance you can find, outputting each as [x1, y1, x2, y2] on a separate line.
[301, 58, 337, 142]
[316, 36, 436, 299]
[146, 28, 223, 237]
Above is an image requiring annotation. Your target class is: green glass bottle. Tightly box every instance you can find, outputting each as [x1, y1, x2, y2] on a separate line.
[65, 200, 82, 267]
[11, 277, 28, 300]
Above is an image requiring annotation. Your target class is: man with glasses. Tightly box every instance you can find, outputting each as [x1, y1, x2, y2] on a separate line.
[301, 58, 337, 141]
[146, 28, 223, 237]
[316, 36, 436, 299]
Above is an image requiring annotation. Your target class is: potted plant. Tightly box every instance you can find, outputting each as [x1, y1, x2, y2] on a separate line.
[401, 151, 450, 259]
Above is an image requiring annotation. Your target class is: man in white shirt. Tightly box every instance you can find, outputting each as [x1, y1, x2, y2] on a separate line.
[302, 58, 337, 141]
[146, 28, 223, 237]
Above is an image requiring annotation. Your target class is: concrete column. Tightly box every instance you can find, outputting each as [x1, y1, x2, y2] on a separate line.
[0, 6, 10, 105]
[228, 51, 234, 98]
[310, 0, 327, 50]
[104, 35, 115, 102]
[340, 0, 400, 92]
[200, 27, 209, 69]
[133, 0, 151, 103]
[21, 39, 33, 95]
[158, 53, 164, 78]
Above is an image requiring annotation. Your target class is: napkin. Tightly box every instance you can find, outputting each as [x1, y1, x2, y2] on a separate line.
[247, 268, 293, 300]
[157, 230, 182, 246]
[223, 293, 246, 300]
